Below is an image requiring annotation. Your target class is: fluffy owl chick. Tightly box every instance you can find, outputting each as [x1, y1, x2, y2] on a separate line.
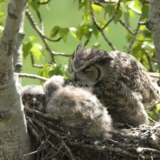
[70, 44, 159, 126]
[43, 75, 72, 102]
[21, 85, 46, 112]
[46, 86, 112, 139]
[43, 76, 65, 99]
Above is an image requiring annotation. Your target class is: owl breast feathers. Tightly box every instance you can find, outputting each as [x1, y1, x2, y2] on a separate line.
[70, 44, 160, 126]
[44, 76, 112, 139]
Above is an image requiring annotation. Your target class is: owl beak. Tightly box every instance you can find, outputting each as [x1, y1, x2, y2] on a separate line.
[30, 97, 37, 106]
[73, 73, 79, 83]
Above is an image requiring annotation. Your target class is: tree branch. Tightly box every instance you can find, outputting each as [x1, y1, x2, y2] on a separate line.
[18, 73, 47, 81]
[102, 0, 121, 30]
[0, 0, 32, 159]
[127, 16, 142, 54]
[89, 0, 116, 50]
[147, 0, 160, 76]
[119, 19, 134, 35]
[30, 52, 44, 68]
[26, 9, 55, 62]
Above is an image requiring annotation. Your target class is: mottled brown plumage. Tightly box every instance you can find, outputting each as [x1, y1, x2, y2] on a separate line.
[70, 44, 160, 126]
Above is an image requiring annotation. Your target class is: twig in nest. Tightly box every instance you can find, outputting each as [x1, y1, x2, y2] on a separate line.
[25, 106, 160, 160]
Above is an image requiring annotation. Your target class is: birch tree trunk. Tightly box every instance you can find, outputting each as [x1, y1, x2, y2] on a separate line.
[147, 0, 160, 75]
[0, 0, 32, 159]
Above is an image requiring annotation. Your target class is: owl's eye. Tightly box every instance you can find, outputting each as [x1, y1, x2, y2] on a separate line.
[37, 94, 45, 100]
[25, 95, 31, 100]
[83, 66, 93, 74]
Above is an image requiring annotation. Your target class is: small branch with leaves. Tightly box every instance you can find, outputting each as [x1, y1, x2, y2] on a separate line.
[89, 0, 116, 50]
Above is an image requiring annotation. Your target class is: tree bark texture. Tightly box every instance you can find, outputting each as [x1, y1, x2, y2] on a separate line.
[148, 0, 160, 73]
[0, 0, 32, 160]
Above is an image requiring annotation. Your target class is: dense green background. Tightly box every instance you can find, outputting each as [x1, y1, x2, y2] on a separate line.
[1, 0, 156, 85]
[23, 0, 140, 85]
[1, 0, 159, 121]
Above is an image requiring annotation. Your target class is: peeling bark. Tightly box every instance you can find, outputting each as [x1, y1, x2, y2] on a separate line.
[0, 0, 32, 160]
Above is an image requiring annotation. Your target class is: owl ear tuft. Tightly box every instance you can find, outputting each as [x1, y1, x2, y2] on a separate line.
[76, 43, 84, 52]
[71, 43, 85, 61]
[71, 43, 84, 58]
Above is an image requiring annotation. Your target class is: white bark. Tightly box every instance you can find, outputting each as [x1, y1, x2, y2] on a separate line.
[14, 32, 24, 73]
[13, 6, 25, 73]
[0, 0, 32, 160]
[148, 0, 160, 72]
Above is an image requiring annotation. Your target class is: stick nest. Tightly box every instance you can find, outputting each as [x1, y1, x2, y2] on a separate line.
[25, 107, 160, 160]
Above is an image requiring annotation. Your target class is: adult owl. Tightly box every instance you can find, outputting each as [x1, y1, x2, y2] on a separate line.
[45, 85, 112, 139]
[70, 44, 160, 126]
[21, 85, 46, 112]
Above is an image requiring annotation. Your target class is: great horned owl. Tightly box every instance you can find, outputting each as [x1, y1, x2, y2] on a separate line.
[70, 44, 160, 126]
[45, 84, 112, 139]
[21, 85, 46, 112]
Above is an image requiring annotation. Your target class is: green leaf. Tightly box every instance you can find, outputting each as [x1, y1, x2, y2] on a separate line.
[38, 63, 68, 78]
[50, 26, 69, 41]
[70, 23, 92, 41]
[29, 0, 39, 11]
[22, 42, 32, 59]
[141, 41, 154, 52]
[59, 28, 69, 42]
[78, 0, 88, 10]
[50, 26, 60, 38]
[38, 64, 50, 78]
[141, 4, 149, 20]
[104, 4, 115, 17]
[29, 36, 36, 41]
[156, 104, 160, 112]
[69, 27, 78, 40]
[128, 0, 141, 14]
[132, 43, 143, 60]
[114, 9, 122, 23]
[31, 43, 43, 61]
[79, 23, 91, 39]
[92, 3, 102, 14]
[50, 63, 63, 76]
[120, 2, 129, 13]
[148, 111, 155, 119]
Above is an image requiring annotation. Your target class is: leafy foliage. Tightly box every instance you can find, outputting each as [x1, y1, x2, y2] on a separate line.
[1, 0, 159, 119]
[25, 0, 156, 73]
